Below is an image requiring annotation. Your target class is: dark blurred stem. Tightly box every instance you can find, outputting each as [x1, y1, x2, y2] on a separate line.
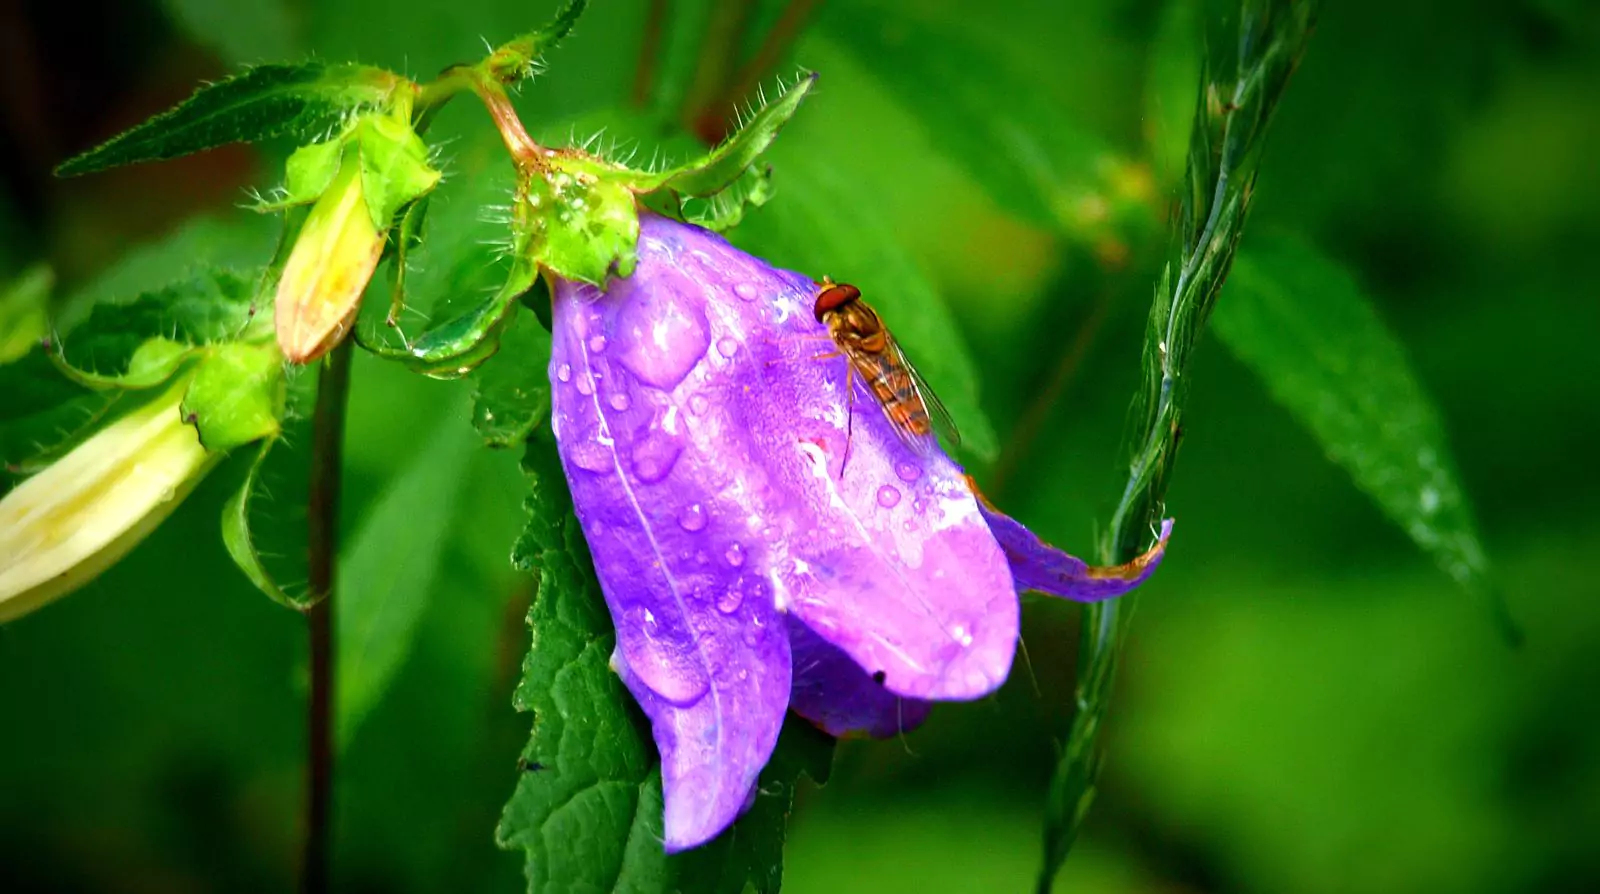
[707, 0, 820, 137]
[684, 0, 754, 142]
[299, 340, 353, 894]
[632, 0, 669, 108]
[989, 291, 1113, 499]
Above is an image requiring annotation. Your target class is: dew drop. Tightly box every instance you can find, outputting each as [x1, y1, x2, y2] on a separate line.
[575, 375, 594, 396]
[588, 334, 608, 353]
[678, 503, 708, 532]
[556, 363, 572, 383]
[568, 437, 613, 473]
[716, 585, 744, 614]
[630, 429, 683, 484]
[717, 337, 738, 358]
[724, 542, 746, 567]
[615, 292, 710, 389]
[608, 392, 631, 411]
[912, 499, 926, 513]
[689, 393, 710, 415]
[876, 485, 902, 508]
[734, 282, 758, 301]
[895, 459, 923, 482]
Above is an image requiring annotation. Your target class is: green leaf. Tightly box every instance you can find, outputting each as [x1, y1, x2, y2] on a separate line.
[680, 163, 774, 233]
[816, 6, 1108, 229]
[730, 150, 999, 460]
[0, 350, 123, 475]
[337, 405, 479, 750]
[471, 307, 552, 448]
[654, 72, 817, 198]
[495, 437, 832, 893]
[0, 265, 52, 364]
[220, 367, 316, 609]
[55, 62, 410, 177]
[1215, 235, 1510, 631]
[51, 269, 265, 389]
[181, 341, 284, 452]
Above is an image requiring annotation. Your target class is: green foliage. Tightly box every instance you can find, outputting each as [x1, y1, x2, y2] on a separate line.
[1039, 2, 1320, 889]
[816, 5, 1108, 231]
[496, 437, 832, 893]
[471, 308, 553, 449]
[55, 63, 412, 177]
[50, 269, 266, 389]
[0, 265, 51, 363]
[648, 73, 817, 198]
[1215, 235, 1508, 631]
[337, 407, 480, 749]
[731, 150, 999, 460]
[181, 341, 284, 452]
[219, 368, 317, 609]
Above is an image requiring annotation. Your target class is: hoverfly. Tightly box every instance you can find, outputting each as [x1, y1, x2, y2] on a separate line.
[811, 278, 960, 456]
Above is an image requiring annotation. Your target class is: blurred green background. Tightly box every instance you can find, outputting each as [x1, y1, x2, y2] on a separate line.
[3, 0, 1598, 891]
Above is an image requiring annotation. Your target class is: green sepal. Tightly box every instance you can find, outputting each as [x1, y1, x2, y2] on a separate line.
[219, 366, 316, 609]
[527, 155, 641, 285]
[681, 164, 774, 233]
[0, 349, 124, 476]
[480, 0, 590, 85]
[49, 269, 267, 389]
[55, 62, 412, 177]
[645, 72, 817, 198]
[181, 341, 285, 452]
[470, 306, 552, 448]
[359, 259, 540, 378]
[356, 114, 443, 229]
[253, 138, 346, 212]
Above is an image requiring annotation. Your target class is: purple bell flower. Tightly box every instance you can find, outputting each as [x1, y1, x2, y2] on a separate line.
[547, 213, 1172, 851]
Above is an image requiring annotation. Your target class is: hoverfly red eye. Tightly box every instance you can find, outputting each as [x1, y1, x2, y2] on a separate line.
[813, 283, 861, 321]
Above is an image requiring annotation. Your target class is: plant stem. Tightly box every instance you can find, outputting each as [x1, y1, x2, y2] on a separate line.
[1035, 2, 1319, 891]
[632, 0, 669, 108]
[299, 340, 354, 894]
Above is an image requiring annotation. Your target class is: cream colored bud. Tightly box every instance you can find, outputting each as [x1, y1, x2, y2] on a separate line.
[0, 378, 216, 622]
[275, 151, 385, 364]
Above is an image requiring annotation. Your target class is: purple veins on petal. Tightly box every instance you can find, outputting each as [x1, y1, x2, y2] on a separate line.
[787, 617, 932, 739]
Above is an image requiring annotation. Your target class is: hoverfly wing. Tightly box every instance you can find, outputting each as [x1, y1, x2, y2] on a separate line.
[884, 335, 963, 453]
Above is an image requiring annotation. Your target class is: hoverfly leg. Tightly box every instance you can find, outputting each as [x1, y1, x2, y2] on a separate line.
[839, 363, 855, 480]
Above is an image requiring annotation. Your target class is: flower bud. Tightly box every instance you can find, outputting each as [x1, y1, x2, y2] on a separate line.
[0, 377, 216, 622]
[274, 148, 385, 364]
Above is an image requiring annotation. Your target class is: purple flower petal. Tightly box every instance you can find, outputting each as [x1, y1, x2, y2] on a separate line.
[787, 617, 932, 739]
[549, 231, 796, 850]
[974, 492, 1174, 601]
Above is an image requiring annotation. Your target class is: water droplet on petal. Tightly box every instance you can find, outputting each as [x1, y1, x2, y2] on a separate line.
[608, 392, 631, 411]
[895, 459, 922, 482]
[678, 503, 707, 532]
[734, 282, 758, 301]
[717, 337, 738, 358]
[556, 363, 572, 383]
[689, 393, 710, 415]
[616, 291, 710, 389]
[630, 429, 683, 484]
[588, 334, 607, 353]
[876, 485, 902, 508]
[575, 375, 594, 396]
[716, 585, 743, 614]
[912, 499, 926, 513]
[724, 542, 746, 567]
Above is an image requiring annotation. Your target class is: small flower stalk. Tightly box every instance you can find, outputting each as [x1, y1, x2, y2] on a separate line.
[0, 376, 217, 622]
[546, 214, 1172, 850]
[270, 113, 441, 363]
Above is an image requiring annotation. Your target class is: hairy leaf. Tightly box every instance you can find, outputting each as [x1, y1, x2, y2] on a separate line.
[219, 366, 316, 609]
[0, 350, 123, 476]
[56, 62, 410, 177]
[181, 341, 285, 452]
[654, 72, 817, 198]
[1216, 235, 1509, 630]
[496, 437, 831, 893]
[337, 406, 479, 749]
[471, 307, 552, 448]
[730, 150, 999, 459]
[482, 0, 591, 85]
[51, 269, 266, 388]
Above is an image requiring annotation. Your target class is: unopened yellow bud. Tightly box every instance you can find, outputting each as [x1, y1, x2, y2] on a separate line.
[275, 150, 384, 364]
[0, 378, 216, 622]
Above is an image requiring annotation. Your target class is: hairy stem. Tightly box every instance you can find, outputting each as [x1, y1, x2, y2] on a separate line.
[299, 340, 354, 894]
[1035, 2, 1319, 891]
